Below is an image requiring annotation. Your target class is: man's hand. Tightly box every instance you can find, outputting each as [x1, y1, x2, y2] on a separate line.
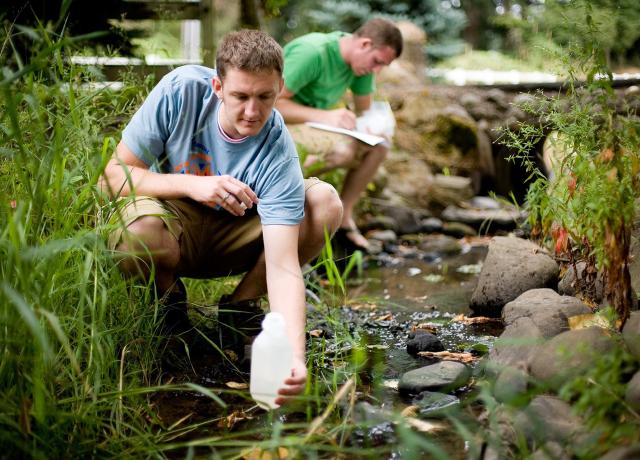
[190, 175, 259, 216]
[274, 357, 307, 406]
[321, 108, 357, 130]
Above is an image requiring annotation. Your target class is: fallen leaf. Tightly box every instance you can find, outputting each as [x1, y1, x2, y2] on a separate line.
[452, 315, 501, 325]
[417, 351, 476, 363]
[309, 329, 324, 338]
[404, 416, 445, 433]
[218, 410, 253, 430]
[225, 381, 249, 390]
[241, 447, 289, 459]
[350, 302, 378, 311]
[401, 405, 419, 417]
[374, 313, 393, 322]
[224, 349, 239, 362]
[413, 322, 440, 333]
[568, 313, 613, 331]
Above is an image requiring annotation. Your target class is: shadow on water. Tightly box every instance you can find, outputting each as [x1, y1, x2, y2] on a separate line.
[154, 236, 503, 458]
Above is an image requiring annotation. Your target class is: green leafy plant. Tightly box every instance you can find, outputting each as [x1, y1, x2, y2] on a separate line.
[501, 1, 640, 327]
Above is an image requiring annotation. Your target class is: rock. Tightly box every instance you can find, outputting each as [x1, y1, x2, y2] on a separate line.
[514, 395, 585, 446]
[502, 288, 592, 338]
[399, 361, 471, 394]
[429, 174, 475, 208]
[622, 311, 640, 360]
[412, 391, 460, 418]
[420, 217, 443, 233]
[442, 221, 477, 238]
[485, 316, 543, 375]
[470, 237, 559, 317]
[625, 370, 640, 411]
[406, 330, 445, 355]
[440, 204, 525, 230]
[379, 201, 425, 235]
[486, 88, 509, 110]
[530, 441, 570, 460]
[382, 155, 434, 210]
[529, 327, 618, 390]
[367, 229, 398, 244]
[557, 261, 604, 303]
[361, 215, 398, 232]
[470, 196, 502, 210]
[598, 445, 640, 460]
[493, 366, 529, 405]
[418, 234, 462, 256]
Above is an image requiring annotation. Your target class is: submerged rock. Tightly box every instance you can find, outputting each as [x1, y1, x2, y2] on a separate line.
[399, 361, 471, 394]
[406, 330, 445, 355]
[412, 391, 460, 418]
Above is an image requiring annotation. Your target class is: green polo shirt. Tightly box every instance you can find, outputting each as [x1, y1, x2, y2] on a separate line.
[283, 31, 375, 109]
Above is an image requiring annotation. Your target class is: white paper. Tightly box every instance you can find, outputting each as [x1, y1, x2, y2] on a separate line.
[304, 122, 386, 146]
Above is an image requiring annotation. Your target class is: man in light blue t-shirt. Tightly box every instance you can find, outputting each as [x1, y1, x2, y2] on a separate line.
[100, 30, 342, 405]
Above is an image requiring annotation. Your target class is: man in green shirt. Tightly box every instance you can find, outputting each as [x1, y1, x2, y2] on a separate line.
[276, 18, 402, 251]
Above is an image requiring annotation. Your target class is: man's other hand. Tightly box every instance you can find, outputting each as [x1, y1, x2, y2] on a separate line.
[274, 357, 307, 406]
[191, 175, 259, 216]
[322, 108, 357, 130]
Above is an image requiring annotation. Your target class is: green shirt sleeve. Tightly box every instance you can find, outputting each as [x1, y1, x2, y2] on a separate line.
[283, 40, 321, 95]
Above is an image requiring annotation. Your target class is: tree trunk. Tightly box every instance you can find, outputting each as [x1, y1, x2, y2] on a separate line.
[239, 0, 261, 29]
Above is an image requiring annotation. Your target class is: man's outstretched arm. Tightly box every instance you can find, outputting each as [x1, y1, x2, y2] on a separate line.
[276, 87, 357, 130]
[261, 224, 308, 402]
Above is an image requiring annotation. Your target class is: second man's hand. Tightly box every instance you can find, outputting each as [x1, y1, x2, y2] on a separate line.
[321, 108, 357, 130]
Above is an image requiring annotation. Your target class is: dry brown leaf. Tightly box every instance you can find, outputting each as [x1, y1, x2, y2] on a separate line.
[452, 315, 501, 325]
[417, 351, 476, 363]
[401, 405, 419, 417]
[225, 381, 249, 390]
[224, 349, 239, 362]
[374, 313, 393, 322]
[568, 313, 612, 331]
[218, 410, 253, 430]
[309, 329, 324, 338]
[350, 302, 378, 311]
[404, 416, 445, 433]
[413, 322, 440, 333]
[241, 447, 289, 460]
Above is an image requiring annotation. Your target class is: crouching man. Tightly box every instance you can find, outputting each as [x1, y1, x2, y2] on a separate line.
[100, 29, 343, 404]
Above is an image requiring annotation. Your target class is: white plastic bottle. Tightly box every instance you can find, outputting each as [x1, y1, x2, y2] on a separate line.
[250, 312, 293, 409]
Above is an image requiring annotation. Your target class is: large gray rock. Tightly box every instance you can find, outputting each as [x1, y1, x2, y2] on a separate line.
[493, 366, 529, 405]
[529, 327, 618, 390]
[440, 204, 526, 229]
[625, 370, 640, 411]
[399, 361, 471, 394]
[530, 441, 570, 460]
[514, 395, 585, 446]
[470, 237, 559, 317]
[622, 311, 640, 360]
[502, 288, 592, 338]
[598, 445, 640, 460]
[486, 316, 543, 375]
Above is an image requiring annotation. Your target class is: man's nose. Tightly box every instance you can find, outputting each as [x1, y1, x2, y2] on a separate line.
[245, 98, 259, 117]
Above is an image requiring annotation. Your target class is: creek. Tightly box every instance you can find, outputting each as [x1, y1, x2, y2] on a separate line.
[154, 234, 502, 458]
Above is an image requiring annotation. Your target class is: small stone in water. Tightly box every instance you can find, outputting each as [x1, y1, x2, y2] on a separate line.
[408, 267, 422, 277]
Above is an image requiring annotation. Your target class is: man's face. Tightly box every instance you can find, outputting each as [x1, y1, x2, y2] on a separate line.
[350, 40, 396, 76]
[214, 67, 283, 138]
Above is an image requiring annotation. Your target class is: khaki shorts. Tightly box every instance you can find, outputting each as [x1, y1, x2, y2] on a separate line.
[287, 124, 369, 171]
[106, 177, 323, 279]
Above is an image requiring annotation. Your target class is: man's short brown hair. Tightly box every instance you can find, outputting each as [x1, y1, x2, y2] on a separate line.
[354, 18, 403, 58]
[216, 29, 284, 79]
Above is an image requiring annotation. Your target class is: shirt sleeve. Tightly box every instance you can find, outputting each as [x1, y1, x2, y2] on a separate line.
[283, 40, 322, 95]
[256, 131, 305, 226]
[121, 78, 179, 165]
[350, 73, 375, 96]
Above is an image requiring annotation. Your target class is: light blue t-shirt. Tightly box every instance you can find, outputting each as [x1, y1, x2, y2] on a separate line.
[122, 65, 304, 225]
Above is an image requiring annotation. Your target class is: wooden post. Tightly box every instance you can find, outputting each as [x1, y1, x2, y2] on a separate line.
[200, 0, 216, 68]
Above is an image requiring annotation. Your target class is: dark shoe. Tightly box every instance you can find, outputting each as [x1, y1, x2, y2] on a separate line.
[158, 279, 192, 335]
[334, 226, 371, 254]
[216, 295, 265, 359]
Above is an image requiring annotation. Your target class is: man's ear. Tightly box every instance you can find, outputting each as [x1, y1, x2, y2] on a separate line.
[213, 76, 223, 99]
[358, 37, 373, 50]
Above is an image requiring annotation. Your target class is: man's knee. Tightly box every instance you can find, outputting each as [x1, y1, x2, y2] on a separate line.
[116, 215, 180, 267]
[305, 182, 343, 234]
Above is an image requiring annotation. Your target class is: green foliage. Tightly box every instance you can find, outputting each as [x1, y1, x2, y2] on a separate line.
[501, 0, 640, 323]
[269, 0, 466, 61]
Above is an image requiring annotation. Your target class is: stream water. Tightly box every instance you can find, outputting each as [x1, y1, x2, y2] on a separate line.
[155, 234, 503, 458]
